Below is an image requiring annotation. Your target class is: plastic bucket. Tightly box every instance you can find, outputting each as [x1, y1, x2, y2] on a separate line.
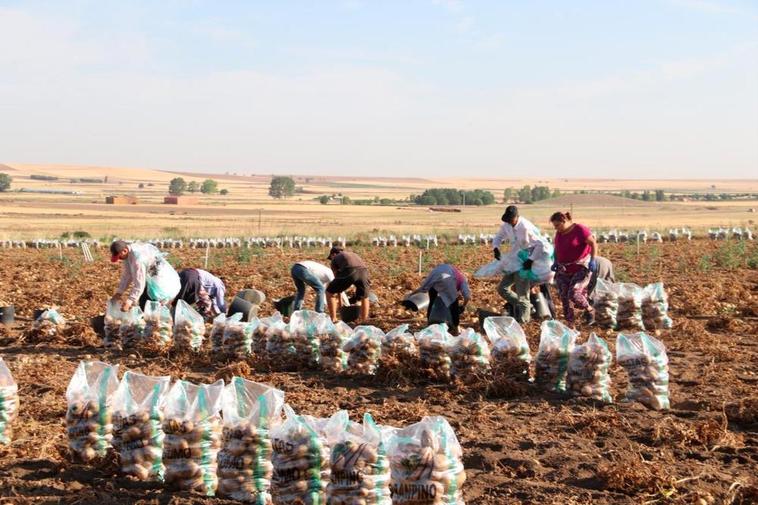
[340, 305, 361, 323]
[401, 292, 429, 312]
[0, 305, 14, 325]
[227, 297, 259, 322]
[273, 295, 296, 318]
[91, 315, 105, 337]
[236, 289, 266, 305]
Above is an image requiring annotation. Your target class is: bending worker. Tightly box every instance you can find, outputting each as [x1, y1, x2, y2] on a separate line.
[175, 268, 227, 319]
[290, 259, 348, 313]
[492, 205, 549, 323]
[110, 240, 181, 312]
[326, 246, 371, 323]
[410, 263, 470, 334]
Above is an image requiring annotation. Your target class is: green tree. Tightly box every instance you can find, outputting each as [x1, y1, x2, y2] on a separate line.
[518, 185, 533, 203]
[220, 188, 229, 195]
[319, 195, 329, 204]
[551, 188, 561, 198]
[655, 189, 665, 201]
[201, 179, 218, 194]
[503, 187, 513, 203]
[187, 181, 199, 193]
[341, 195, 351, 205]
[0, 173, 11, 192]
[268, 176, 296, 199]
[642, 190, 652, 201]
[168, 177, 186, 195]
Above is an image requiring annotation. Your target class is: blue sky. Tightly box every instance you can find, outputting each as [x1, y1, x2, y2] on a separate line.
[1, 0, 756, 177]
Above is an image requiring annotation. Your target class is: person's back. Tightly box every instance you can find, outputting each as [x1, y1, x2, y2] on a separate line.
[331, 251, 366, 272]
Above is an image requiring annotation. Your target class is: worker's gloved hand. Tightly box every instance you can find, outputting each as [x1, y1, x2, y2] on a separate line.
[522, 259, 533, 270]
[550, 262, 559, 272]
[588, 258, 598, 272]
[493, 247, 501, 261]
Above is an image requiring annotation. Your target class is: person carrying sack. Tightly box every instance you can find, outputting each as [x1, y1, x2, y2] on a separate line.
[110, 240, 180, 311]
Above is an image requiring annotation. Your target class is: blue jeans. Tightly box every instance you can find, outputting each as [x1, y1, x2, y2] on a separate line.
[291, 264, 326, 313]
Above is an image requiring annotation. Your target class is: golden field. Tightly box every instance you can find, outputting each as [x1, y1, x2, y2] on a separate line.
[0, 162, 756, 240]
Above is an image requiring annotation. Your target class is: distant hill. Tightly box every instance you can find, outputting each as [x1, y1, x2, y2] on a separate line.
[538, 193, 656, 208]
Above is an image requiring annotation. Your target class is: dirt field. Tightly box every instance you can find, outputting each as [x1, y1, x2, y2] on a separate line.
[0, 240, 756, 504]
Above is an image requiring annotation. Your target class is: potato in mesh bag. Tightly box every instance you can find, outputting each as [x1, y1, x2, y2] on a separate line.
[142, 301, 172, 350]
[326, 413, 393, 505]
[416, 324, 455, 382]
[271, 405, 348, 505]
[320, 320, 352, 374]
[112, 371, 171, 481]
[617, 332, 670, 410]
[162, 379, 224, 495]
[173, 300, 206, 352]
[591, 278, 618, 329]
[345, 325, 384, 375]
[381, 323, 418, 362]
[218, 377, 284, 503]
[616, 283, 645, 331]
[254, 312, 283, 356]
[210, 313, 240, 354]
[451, 328, 490, 380]
[388, 416, 466, 505]
[483, 316, 531, 381]
[288, 310, 333, 369]
[29, 308, 67, 342]
[566, 333, 612, 403]
[641, 282, 673, 330]
[535, 320, 578, 393]
[65, 360, 119, 463]
[223, 317, 258, 359]
[0, 357, 19, 446]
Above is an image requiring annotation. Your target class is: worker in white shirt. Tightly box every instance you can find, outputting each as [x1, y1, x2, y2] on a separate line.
[492, 205, 547, 323]
[290, 260, 348, 313]
[110, 240, 181, 311]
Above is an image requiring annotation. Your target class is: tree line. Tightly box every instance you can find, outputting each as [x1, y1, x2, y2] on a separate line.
[168, 177, 228, 195]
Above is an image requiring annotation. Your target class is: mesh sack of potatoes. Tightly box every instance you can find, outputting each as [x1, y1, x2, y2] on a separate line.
[381, 323, 418, 362]
[388, 416, 466, 505]
[0, 357, 19, 446]
[616, 283, 645, 331]
[566, 333, 613, 403]
[415, 324, 455, 382]
[271, 406, 348, 505]
[29, 308, 67, 342]
[65, 360, 119, 463]
[120, 307, 146, 349]
[162, 379, 224, 496]
[483, 316, 531, 381]
[218, 377, 285, 503]
[591, 278, 619, 329]
[641, 282, 673, 330]
[223, 317, 259, 360]
[254, 312, 283, 357]
[142, 301, 173, 351]
[345, 325, 385, 375]
[210, 313, 241, 354]
[289, 310, 333, 370]
[535, 320, 578, 393]
[104, 300, 126, 349]
[617, 332, 670, 410]
[173, 300, 207, 352]
[326, 413, 394, 505]
[112, 371, 171, 481]
[450, 328, 491, 380]
[320, 320, 352, 374]
[265, 319, 297, 369]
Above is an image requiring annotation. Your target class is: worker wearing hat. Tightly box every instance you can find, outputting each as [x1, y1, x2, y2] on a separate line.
[492, 205, 548, 323]
[325, 246, 371, 323]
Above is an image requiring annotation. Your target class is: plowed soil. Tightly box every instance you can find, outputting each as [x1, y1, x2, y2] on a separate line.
[0, 241, 757, 504]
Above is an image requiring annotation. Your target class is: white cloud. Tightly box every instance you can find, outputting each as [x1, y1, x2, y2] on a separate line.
[669, 0, 758, 18]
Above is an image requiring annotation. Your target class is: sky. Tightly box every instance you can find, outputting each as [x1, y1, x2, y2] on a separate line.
[0, 0, 757, 178]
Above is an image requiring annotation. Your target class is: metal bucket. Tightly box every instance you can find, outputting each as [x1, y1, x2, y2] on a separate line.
[401, 292, 429, 312]
[530, 291, 551, 320]
[236, 289, 266, 305]
[228, 297, 259, 322]
[0, 305, 14, 325]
